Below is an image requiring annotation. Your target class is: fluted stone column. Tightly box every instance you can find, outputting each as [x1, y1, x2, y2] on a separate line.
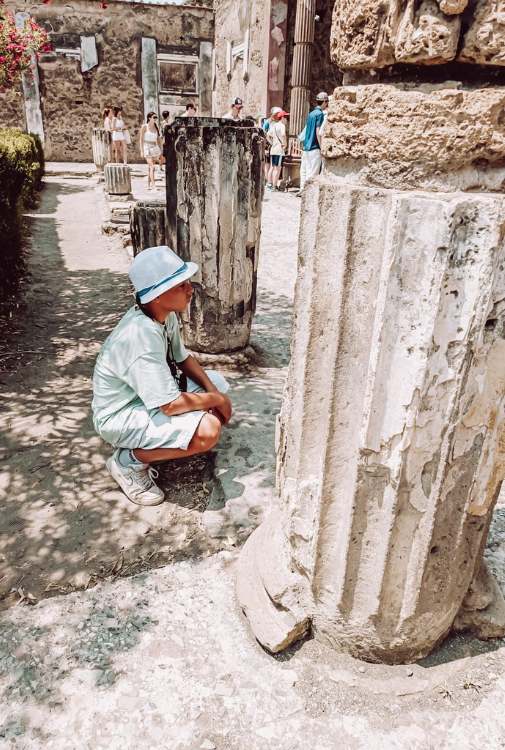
[130, 199, 167, 257]
[104, 164, 132, 197]
[91, 128, 111, 172]
[165, 118, 264, 354]
[288, 0, 316, 145]
[237, 85, 505, 664]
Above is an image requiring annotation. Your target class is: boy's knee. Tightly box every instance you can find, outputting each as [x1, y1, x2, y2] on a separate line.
[198, 413, 222, 450]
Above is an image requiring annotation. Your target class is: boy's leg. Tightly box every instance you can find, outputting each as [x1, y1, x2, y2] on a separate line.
[133, 412, 221, 464]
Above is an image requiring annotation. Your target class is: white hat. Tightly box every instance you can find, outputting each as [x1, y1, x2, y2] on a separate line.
[129, 246, 198, 304]
[270, 106, 282, 116]
[316, 91, 329, 101]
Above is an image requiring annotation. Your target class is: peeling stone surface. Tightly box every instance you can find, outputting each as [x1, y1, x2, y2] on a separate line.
[322, 84, 505, 192]
[165, 119, 264, 353]
[237, 176, 505, 663]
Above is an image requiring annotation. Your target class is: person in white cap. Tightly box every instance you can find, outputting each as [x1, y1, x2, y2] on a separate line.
[299, 91, 329, 191]
[92, 246, 232, 506]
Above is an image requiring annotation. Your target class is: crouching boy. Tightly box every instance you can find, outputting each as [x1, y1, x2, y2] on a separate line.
[92, 245, 232, 506]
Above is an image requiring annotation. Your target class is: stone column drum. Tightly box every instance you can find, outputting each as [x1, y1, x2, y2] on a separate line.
[91, 128, 111, 172]
[165, 118, 264, 354]
[104, 164, 132, 197]
[130, 199, 167, 257]
[237, 86, 505, 664]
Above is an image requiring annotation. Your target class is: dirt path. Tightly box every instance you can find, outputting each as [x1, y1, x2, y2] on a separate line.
[0, 173, 299, 606]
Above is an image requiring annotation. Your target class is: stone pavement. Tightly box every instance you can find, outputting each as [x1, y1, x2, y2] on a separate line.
[1, 543, 505, 749]
[0, 167, 298, 605]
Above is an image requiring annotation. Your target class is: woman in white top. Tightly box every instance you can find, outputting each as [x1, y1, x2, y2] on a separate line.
[103, 107, 112, 132]
[139, 111, 162, 190]
[266, 109, 288, 190]
[111, 106, 128, 164]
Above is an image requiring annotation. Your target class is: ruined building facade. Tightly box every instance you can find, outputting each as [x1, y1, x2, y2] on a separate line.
[1, 0, 339, 161]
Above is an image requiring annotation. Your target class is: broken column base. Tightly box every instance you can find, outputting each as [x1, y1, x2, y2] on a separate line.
[236, 175, 505, 664]
[453, 560, 505, 640]
[236, 510, 312, 654]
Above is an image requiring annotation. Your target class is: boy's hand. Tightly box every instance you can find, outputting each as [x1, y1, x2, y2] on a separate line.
[210, 394, 232, 425]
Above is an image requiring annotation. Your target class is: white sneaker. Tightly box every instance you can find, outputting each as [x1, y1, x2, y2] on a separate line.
[106, 451, 165, 506]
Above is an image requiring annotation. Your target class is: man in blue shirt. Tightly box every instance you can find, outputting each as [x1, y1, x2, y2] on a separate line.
[300, 91, 329, 190]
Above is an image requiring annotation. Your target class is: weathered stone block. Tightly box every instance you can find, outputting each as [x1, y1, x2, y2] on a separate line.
[459, 0, 505, 66]
[130, 200, 167, 257]
[104, 164, 132, 196]
[330, 0, 505, 69]
[330, 0, 463, 69]
[165, 118, 264, 354]
[394, 0, 461, 64]
[322, 85, 505, 191]
[237, 176, 505, 663]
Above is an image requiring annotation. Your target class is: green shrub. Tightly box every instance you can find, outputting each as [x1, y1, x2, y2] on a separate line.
[0, 128, 44, 308]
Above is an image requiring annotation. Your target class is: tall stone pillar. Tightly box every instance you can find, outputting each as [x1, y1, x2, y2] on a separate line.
[237, 83, 505, 663]
[288, 0, 316, 144]
[164, 118, 264, 354]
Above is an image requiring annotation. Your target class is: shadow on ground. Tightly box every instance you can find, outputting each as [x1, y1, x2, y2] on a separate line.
[0, 177, 293, 608]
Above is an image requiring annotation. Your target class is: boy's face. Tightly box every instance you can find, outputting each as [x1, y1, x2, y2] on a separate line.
[157, 279, 194, 313]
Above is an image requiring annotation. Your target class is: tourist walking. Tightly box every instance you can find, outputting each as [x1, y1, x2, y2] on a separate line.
[299, 91, 329, 190]
[139, 111, 162, 190]
[92, 245, 232, 507]
[222, 97, 244, 121]
[111, 106, 128, 164]
[266, 109, 288, 190]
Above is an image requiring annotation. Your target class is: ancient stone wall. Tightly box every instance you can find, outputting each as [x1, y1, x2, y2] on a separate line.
[2, 0, 213, 162]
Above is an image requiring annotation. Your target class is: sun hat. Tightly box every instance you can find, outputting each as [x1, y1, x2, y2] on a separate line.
[316, 91, 329, 102]
[270, 106, 282, 116]
[129, 246, 198, 304]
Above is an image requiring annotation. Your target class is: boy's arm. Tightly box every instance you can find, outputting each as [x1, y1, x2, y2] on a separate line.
[160, 390, 226, 418]
[177, 355, 232, 424]
[179, 354, 218, 392]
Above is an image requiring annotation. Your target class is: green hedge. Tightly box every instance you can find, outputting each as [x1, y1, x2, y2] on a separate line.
[0, 128, 44, 308]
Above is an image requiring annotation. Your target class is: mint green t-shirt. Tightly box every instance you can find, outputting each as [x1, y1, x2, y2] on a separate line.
[92, 306, 189, 429]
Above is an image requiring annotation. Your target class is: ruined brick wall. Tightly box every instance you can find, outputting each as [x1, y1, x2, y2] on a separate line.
[2, 0, 213, 162]
[212, 0, 271, 120]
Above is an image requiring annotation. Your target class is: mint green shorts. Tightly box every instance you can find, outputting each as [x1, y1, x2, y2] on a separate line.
[96, 370, 229, 451]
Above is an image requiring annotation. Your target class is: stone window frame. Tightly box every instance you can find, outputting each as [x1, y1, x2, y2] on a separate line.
[225, 30, 250, 81]
[157, 52, 200, 96]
